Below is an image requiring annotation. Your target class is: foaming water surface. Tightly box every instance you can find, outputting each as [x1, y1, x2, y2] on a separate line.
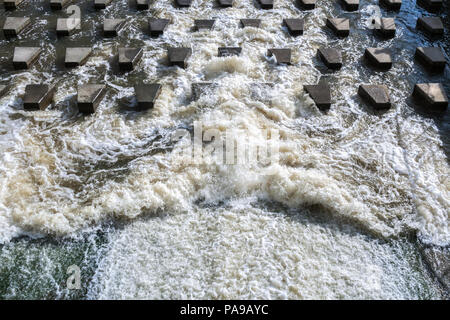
[0, 0, 448, 299]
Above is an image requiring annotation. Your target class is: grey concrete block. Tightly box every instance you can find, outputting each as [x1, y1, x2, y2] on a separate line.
[103, 19, 126, 37]
[413, 83, 448, 110]
[65, 47, 92, 68]
[4, 0, 25, 10]
[364, 48, 392, 70]
[304, 83, 331, 110]
[326, 18, 350, 37]
[415, 47, 446, 72]
[50, 0, 71, 10]
[218, 0, 233, 7]
[240, 19, 261, 28]
[417, 17, 444, 36]
[136, 0, 149, 10]
[268, 49, 291, 64]
[375, 18, 396, 38]
[77, 84, 106, 113]
[134, 84, 161, 109]
[380, 0, 401, 10]
[318, 47, 342, 69]
[176, 0, 191, 7]
[297, 0, 316, 9]
[340, 0, 359, 11]
[194, 19, 215, 31]
[257, 0, 273, 9]
[168, 47, 192, 68]
[118, 47, 143, 71]
[94, 0, 112, 9]
[358, 84, 391, 109]
[283, 19, 303, 36]
[23, 84, 55, 110]
[149, 18, 169, 37]
[56, 18, 81, 36]
[2, 17, 31, 39]
[218, 47, 242, 57]
[13, 47, 41, 69]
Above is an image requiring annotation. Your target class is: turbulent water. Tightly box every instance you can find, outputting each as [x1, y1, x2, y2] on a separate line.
[0, 0, 448, 299]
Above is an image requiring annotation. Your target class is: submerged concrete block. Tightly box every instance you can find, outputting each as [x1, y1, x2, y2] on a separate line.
[13, 47, 41, 69]
[2, 17, 31, 39]
[176, 0, 191, 7]
[340, 0, 359, 11]
[413, 83, 448, 111]
[283, 19, 304, 36]
[326, 18, 350, 37]
[416, 17, 444, 36]
[136, 0, 149, 10]
[297, 0, 316, 9]
[218, 47, 242, 57]
[94, 0, 112, 9]
[4, 0, 25, 10]
[240, 19, 261, 28]
[415, 47, 446, 72]
[194, 20, 215, 31]
[0, 85, 8, 97]
[358, 84, 391, 109]
[134, 84, 161, 110]
[418, 0, 443, 12]
[50, 0, 71, 10]
[268, 49, 291, 65]
[257, 0, 273, 9]
[218, 0, 233, 7]
[318, 47, 342, 69]
[56, 18, 81, 36]
[364, 48, 392, 70]
[77, 84, 106, 113]
[118, 47, 143, 71]
[149, 18, 169, 37]
[103, 19, 126, 37]
[65, 47, 92, 68]
[380, 0, 401, 10]
[375, 18, 396, 38]
[168, 47, 192, 68]
[23, 84, 56, 110]
[304, 83, 331, 110]
[192, 83, 218, 100]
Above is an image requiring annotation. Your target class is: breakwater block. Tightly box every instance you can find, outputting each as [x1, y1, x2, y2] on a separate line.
[240, 19, 261, 28]
[340, 0, 359, 11]
[364, 48, 392, 70]
[268, 49, 291, 64]
[380, 0, 401, 10]
[56, 18, 81, 36]
[77, 84, 106, 113]
[318, 47, 342, 69]
[65, 47, 92, 68]
[326, 18, 350, 37]
[23, 84, 56, 110]
[257, 0, 273, 9]
[418, 0, 443, 12]
[168, 47, 192, 68]
[0, 85, 8, 97]
[218, 0, 233, 7]
[416, 17, 444, 36]
[135, 84, 161, 109]
[104, 19, 126, 37]
[149, 18, 169, 37]
[194, 20, 215, 31]
[119, 47, 143, 71]
[304, 83, 331, 110]
[283, 19, 303, 36]
[218, 47, 242, 57]
[3, 17, 31, 39]
[50, 0, 71, 10]
[136, 0, 149, 10]
[94, 0, 112, 9]
[413, 83, 448, 110]
[358, 85, 391, 109]
[13, 47, 41, 69]
[176, 0, 192, 7]
[297, 0, 316, 9]
[376, 18, 396, 38]
[4, 0, 25, 10]
[415, 47, 446, 72]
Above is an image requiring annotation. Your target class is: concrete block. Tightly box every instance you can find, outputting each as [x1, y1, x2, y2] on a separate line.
[176, 0, 191, 7]
[326, 18, 350, 37]
[149, 18, 169, 37]
[218, 0, 233, 7]
[136, 0, 149, 10]
[340, 0, 359, 11]
[194, 19, 215, 31]
[257, 0, 273, 9]
[283, 19, 303, 36]
[4, 0, 25, 10]
[168, 47, 192, 68]
[375, 18, 396, 38]
[65, 47, 92, 68]
[413, 83, 448, 111]
[94, 0, 112, 9]
[418, 0, 443, 12]
[240, 19, 261, 28]
[415, 47, 446, 72]
[304, 83, 331, 110]
[77, 84, 106, 113]
[364, 48, 392, 70]
[297, 0, 316, 9]
[134, 84, 161, 109]
[318, 47, 342, 69]
[56, 18, 81, 37]
[358, 84, 391, 109]
[218, 47, 242, 57]
[13, 47, 41, 69]
[416, 17, 444, 36]
[103, 19, 126, 37]
[118, 47, 143, 71]
[380, 0, 401, 10]
[2, 17, 31, 39]
[268, 49, 291, 64]
[50, 0, 71, 10]
[23, 84, 55, 110]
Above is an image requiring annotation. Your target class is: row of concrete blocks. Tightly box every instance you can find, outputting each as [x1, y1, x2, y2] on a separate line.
[3, 0, 445, 12]
[2, 16, 445, 41]
[8, 44, 447, 73]
[0, 81, 447, 114]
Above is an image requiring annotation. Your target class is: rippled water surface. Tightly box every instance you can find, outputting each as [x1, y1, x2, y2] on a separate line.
[0, 0, 448, 299]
